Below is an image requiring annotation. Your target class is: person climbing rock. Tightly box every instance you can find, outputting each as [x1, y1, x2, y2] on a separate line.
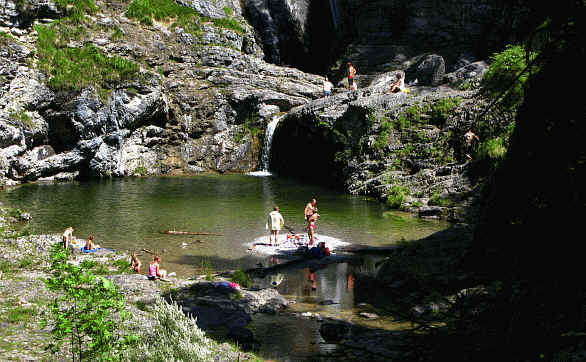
[266, 206, 284, 246]
[347, 62, 357, 90]
[464, 129, 480, 160]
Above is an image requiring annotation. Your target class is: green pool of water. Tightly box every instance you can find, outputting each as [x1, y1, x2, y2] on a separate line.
[0, 175, 448, 277]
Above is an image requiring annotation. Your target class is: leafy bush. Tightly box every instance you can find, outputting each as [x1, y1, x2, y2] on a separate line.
[231, 269, 250, 288]
[35, 24, 139, 91]
[386, 185, 409, 210]
[121, 298, 215, 361]
[428, 192, 453, 207]
[477, 137, 507, 160]
[481, 44, 538, 109]
[211, 17, 244, 34]
[41, 243, 136, 360]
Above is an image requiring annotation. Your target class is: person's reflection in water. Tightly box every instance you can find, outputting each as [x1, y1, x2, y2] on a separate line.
[269, 255, 280, 266]
[347, 271, 354, 289]
[309, 269, 317, 291]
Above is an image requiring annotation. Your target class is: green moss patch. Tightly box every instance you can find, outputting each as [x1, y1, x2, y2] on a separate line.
[34, 24, 139, 91]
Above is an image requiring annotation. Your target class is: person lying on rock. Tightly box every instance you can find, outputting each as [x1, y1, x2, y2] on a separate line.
[148, 255, 167, 280]
[389, 73, 405, 93]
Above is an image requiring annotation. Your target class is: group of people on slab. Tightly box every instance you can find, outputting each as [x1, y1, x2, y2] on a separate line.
[321, 62, 407, 97]
[62, 226, 99, 251]
[266, 197, 321, 247]
[62, 226, 169, 281]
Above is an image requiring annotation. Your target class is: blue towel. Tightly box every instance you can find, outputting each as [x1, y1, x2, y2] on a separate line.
[80, 247, 115, 253]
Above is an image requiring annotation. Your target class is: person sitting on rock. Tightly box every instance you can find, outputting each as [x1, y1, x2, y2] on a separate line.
[62, 226, 74, 249]
[389, 73, 405, 93]
[131, 253, 141, 274]
[83, 235, 99, 250]
[148, 255, 167, 280]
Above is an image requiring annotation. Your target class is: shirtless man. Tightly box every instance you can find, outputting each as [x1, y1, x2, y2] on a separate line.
[307, 212, 320, 246]
[304, 198, 317, 222]
[62, 226, 74, 249]
[464, 130, 480, 160]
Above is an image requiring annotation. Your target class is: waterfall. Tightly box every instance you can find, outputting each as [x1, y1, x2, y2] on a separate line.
[328, 0, 339, 29]
[247, 115, 283, 177]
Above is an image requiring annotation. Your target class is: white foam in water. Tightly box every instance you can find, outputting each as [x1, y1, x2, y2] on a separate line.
[246, 170, 273, 177]
[246, 233, 349, 256]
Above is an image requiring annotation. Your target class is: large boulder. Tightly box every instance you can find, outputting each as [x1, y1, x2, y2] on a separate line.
[405, 54, 446, 86]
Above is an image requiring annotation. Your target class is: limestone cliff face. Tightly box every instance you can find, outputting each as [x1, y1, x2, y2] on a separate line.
[242, 0, 530, 78]
[0, 0, 322, 184]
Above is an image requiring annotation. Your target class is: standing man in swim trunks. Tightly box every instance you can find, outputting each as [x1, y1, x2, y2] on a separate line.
[304, 198, 317, 222]
[267, 206, 284, 246]
[347, 62, 357, 90]
[307, 212, 319, 246]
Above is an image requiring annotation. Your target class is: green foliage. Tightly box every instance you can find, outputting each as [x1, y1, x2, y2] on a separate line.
[477, 137, 507, 160]
[127, 0, 243, 34]
[133, 165, 147, 176]
[113, 258, 132, 274]
[230, 269, 250, 288]
[54, 0, 97, 23]
[223, 7, 233, 16]
[35, 24, 139, 92]
[428, 192, 453, 207]
[9, 110, 33, 127]
[234, 113, 263, 143]
[5, 305, 38, 325]
[430, 97, 461, 126]
[110, 26, 125, 41]
[386, 185, 409, 210]
[5, 207, 24, 219]
[42, 243, 136, 360]
[481, 44, 538, 109]
[211, 17, 244, 34]
[373, 117, 393, 151]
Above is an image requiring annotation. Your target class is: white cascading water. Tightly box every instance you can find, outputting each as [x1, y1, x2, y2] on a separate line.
[247, 115, 284, 176]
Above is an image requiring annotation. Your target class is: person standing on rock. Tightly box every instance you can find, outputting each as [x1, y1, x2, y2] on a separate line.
[307, 212, 320, 246]
[266, 206, 284, 246]
[347, 62, 357, 90]
[323, 76, 333, 97]
[62, 226, 73, 249]
[304, 198, 317, 222]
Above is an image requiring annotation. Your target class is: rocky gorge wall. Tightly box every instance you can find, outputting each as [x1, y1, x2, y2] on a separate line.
[0, 0, 517, 222]
[0, 0, 323, 185]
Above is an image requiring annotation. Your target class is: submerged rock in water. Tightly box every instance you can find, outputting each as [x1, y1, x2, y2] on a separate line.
[226, 326, 254, 348]
[319, 321, 350, 343]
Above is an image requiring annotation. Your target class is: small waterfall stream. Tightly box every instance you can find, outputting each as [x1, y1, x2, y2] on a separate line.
[247, 115, 284, 176]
